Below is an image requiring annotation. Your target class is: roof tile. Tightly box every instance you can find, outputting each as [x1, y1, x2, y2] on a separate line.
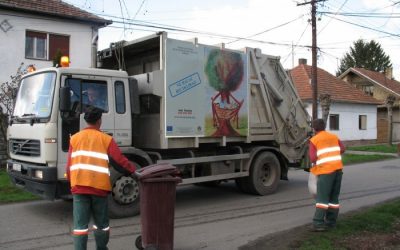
[289, 64, 382, 105]
[0, 0, 111, 26]
[351, 68, 400, 96]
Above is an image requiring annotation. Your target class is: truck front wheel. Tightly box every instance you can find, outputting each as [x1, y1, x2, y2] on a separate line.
[108, 167, 140, 218]
[247, 151, 281, 195]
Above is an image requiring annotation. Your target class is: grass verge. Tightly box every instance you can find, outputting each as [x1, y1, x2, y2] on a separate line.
[342, 154, 396, 165]
[0, 169, 39, 203]
[348, 144, 398, 154]
[297, 199, 400, 250]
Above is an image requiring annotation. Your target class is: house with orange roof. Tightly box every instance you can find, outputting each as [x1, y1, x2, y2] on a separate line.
[0, 0, 111, 83]
[289, 59, 381, 144]
[339, 68, 400, 143]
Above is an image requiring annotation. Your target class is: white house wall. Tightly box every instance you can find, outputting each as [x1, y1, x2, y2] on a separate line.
[305, 101, 377, 141]
[0, 10, 96, 83]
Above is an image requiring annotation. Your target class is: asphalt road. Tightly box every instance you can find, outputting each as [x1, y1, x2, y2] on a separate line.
[1, 158, 399, 250]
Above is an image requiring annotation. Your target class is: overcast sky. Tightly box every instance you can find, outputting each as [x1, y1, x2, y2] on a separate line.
[65, 0, 400, 79]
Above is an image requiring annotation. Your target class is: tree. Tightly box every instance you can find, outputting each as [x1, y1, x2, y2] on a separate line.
[0, 63, 28, 143]
[52, 49, 63, 67]
[336, 39, 392, 76]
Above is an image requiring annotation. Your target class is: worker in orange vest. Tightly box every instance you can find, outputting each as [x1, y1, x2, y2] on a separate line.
[66, 106, 136, 249]
[309, 118, 345, 232]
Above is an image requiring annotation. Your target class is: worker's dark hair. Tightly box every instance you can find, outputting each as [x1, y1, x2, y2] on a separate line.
[312, 119, 326, 132]
[84, 106, 103, 124]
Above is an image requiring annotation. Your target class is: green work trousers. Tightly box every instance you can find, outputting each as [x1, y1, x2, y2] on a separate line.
[313, 170, 343, 227]
[73, 194, 109, 250]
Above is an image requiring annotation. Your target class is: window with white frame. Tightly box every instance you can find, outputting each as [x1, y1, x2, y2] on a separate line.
[25, 30, 70, 61]
[359, 115, 367, 130]
[329, 114, 340, 130]
[25, 31, 47, 59]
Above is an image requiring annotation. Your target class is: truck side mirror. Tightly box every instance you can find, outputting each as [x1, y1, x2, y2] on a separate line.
[59, 86, 71, 112]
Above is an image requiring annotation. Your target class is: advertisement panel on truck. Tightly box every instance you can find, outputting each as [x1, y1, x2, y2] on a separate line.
[165, 38, 248, 138]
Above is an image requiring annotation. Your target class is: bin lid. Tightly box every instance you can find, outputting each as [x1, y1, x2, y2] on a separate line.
[136, 163, 179, 180]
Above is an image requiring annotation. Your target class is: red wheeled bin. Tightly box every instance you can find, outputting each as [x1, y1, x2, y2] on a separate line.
[135, 163, 181, 250]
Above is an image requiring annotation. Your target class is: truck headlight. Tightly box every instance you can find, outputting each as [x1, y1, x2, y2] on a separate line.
[34, 170, 43, 179]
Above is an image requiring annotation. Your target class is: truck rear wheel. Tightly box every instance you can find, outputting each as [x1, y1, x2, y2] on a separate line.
[108, 167, 140, 218]
[243, 151, 281, 195]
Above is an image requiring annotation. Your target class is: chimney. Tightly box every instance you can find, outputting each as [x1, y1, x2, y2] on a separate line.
[299, 58, 307, 65]
[385, 67, 393, 79]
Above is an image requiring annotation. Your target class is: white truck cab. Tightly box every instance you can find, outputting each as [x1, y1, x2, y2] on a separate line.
[7, 67, 138, 201]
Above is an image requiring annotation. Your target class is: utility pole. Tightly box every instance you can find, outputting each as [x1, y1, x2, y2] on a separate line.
[311, 0, 318, 120]
[298, 0, 324, 120]
[386, 95, 396, 145]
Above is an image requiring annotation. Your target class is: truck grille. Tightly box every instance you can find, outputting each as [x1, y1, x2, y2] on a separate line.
[10, 139, 40, 156]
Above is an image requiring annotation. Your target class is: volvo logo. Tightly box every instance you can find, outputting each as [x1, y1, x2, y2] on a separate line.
[15, 140, 29, 153]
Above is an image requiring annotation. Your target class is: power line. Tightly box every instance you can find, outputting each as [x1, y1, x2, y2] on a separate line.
[319, 48, 340, 60]
[109, 18, 313, 48]
[324, 14, 400, 37]
[318, 0, 349, 34]
[88, 11, 313, 49]
[321, 1, 387, 34]
[117, 0, 126, 35]
[368, 1, 400, 11]
[121, 0, 131, 19]
[133, 0, 147, 20]
[319, 11, 400, 17]
[64, 1, 314, 49]
[227, 15, 305, 44]
[282, 22, 310, 65]
[310, 0, 400, 32]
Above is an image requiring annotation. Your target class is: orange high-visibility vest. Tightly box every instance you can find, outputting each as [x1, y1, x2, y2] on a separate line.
[310, 131, 343, 175]
[69, 129, 113, 191]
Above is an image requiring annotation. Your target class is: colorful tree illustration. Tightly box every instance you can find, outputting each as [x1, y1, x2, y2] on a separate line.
[205, 49, 244, 136]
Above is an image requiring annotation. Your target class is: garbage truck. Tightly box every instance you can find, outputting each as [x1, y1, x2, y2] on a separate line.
[7, 32, 311, 218]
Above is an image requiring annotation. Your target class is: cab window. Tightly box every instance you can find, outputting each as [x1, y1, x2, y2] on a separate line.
[115, 81, 126, 114]
[65, 79, 108, 113]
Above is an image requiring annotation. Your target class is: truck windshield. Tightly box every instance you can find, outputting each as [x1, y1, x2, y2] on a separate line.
[13, 72, 56, 119]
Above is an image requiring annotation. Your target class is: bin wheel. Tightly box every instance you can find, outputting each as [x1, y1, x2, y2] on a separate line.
[135, 235, 143, 250]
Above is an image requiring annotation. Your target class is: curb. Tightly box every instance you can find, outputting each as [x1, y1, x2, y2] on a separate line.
[345, 150, 399, 157]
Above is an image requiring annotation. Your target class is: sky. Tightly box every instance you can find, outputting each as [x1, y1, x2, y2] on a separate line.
[64, 0, 400, 79]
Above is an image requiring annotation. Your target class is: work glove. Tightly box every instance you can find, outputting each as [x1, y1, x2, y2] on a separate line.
[131, 171, 139, 181]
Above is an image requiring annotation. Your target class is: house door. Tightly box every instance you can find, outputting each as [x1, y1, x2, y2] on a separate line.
[377, 109, 388, 143]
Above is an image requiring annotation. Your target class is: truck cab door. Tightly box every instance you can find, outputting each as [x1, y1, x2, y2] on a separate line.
[60, 75, 115, 151]
[112, 78, 132, 146]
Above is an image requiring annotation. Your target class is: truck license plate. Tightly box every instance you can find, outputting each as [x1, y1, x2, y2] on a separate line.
[13, 163, 21, 171]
